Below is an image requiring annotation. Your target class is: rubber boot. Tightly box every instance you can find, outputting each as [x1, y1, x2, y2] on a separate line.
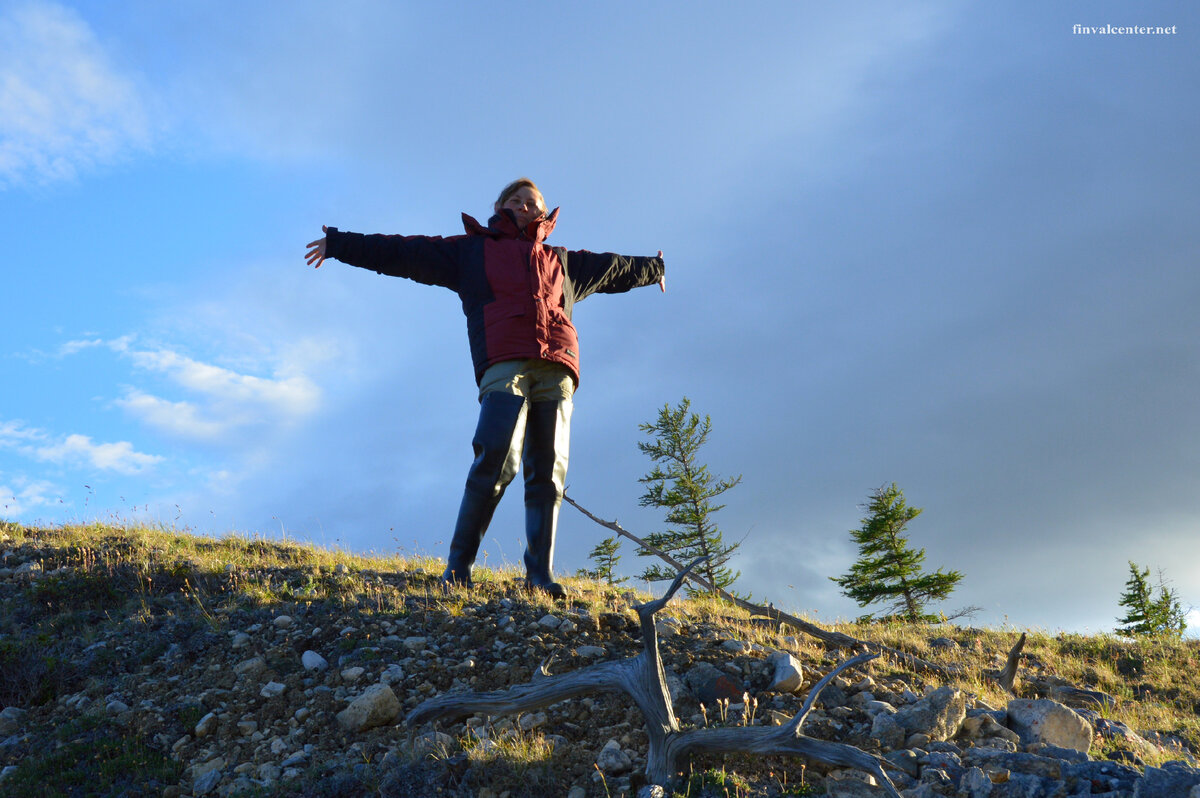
[522, 399, 572, 598]
[441, 392, 528, 589]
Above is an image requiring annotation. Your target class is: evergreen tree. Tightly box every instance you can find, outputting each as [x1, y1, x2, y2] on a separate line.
[1116, 561, 1187, 638]
[831, 483, 963, 623]
[636, 398, 742, 595]
[577, 536, 628, 585]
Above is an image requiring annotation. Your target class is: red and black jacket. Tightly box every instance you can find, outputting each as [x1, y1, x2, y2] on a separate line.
[324, 209, 665, 387]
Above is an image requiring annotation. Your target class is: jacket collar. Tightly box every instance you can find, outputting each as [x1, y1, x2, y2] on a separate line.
[461, 207, 559, 243]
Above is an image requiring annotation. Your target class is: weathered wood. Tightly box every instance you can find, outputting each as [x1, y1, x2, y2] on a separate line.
[406, 556, 902, 795]
[993, 632, 1026, 693]
[564, 493, 961, 679]
[988, 633, 1117, 709]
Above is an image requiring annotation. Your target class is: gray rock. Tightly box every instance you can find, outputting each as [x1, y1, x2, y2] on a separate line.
[194, 711, 218, 737]
[336, 683, 401, 732]
[403, 636, 428, 652]
[192, 767, 222, 796]
[410, 730, 454, 758]
[766, 652, 804, 693]
[684, 661, 742, 705]
[576, 645, 606, 658]
[518, 711, 548, 730]
[884, 748, 921, 778]
[871, 712, 905, 750]
[301, 650, 329, 671]
[280, 750, 308, 768]
[893, 686, 967, 741]
[596, 739, 632, 774]
[1134, 764, 1200, 797]
[538, 614, 561, 629]
[273, 615, 293, 629]
[959, 711, 1020, 745]
[233, 656, 266, 677]
[1006, 699, 1093, 754]
[0, 708, 25, 736]
[105, 700, 129, 714]
[259, 681, 286, 699]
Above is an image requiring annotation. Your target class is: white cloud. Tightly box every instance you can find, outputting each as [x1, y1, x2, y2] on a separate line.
[0, 475, 58, 516]
[0, 420, 42, 444]
[0, 1, 151, 186]
[34, 433, 161, 475]
[2, 419, 161, 476]
[58, 337, 107, 356]
[122, 347, 320, 418]
[114, 390, 228, 441]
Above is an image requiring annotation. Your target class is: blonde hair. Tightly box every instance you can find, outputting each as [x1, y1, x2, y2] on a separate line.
[495, 178, 545, 211]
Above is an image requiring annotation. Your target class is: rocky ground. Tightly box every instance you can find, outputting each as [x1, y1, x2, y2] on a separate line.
[2, 529, 1199, 797]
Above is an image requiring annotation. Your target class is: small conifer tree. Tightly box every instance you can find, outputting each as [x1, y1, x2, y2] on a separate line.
[831, 483, 963, 623]
[1116, 561, 1187, 638]
[636, 398, 742, 596]
[577, 536, 628, 585]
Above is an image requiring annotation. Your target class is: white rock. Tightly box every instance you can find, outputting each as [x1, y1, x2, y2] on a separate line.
[519, 712, 548, 730]
[767, 652, 804, 692]
[301, 650, 329, 672]
[273, 615, 293, 629]
[341, 666, 365, 683]
[577, 645, 607, 658]
[337, 684, 401, 732]
[1006, 699, 1093, 753]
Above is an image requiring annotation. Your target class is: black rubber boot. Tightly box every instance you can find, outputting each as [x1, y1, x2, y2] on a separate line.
[441, 392, 527, 589]
[522, 399, 572, 599]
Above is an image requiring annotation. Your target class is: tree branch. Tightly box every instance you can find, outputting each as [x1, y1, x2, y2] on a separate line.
[564, 493, 961, 678]
[406, 546, 901, 794]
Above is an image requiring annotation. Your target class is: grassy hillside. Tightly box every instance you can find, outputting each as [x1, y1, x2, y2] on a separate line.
[0, 521, 1197, 797]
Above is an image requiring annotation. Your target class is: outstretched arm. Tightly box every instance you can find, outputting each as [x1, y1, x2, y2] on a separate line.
[565, 248, 666, 300]
[303, 225, 462, 290]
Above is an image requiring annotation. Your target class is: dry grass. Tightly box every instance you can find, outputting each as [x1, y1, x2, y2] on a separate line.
[4, 519, 1198, 773]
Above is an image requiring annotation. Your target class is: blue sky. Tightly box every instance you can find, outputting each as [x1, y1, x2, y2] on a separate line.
[3, 0, 1198, 636]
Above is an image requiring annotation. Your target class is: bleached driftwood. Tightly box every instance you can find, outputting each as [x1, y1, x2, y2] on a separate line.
[407, 557, 902, 795]
[564, 493, 961, 679]
[992, 632, 1026, 693]
[989, 632, 1117, 709]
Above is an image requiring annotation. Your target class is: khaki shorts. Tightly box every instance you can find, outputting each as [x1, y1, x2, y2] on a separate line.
[478, 359, 575, 402]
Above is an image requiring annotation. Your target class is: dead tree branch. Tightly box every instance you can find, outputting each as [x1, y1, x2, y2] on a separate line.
[989, 632, 1117, 709]
[406, 556, 902, 795]
[564, 493, 960, 679]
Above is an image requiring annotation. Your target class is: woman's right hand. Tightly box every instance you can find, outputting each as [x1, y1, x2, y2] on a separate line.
[305, 225, 329, 268]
